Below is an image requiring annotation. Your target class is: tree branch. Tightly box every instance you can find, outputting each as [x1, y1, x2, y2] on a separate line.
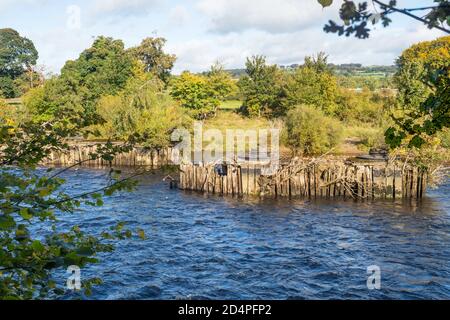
[373, 0, 450, 34]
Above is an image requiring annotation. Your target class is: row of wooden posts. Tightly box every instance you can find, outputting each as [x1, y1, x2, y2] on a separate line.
[45, 143, 174, 168]
[179, 161, 427, 200]
[44, 143, 427, 199]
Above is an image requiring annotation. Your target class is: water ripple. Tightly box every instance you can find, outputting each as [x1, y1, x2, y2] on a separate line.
[47, 168, 450, 300]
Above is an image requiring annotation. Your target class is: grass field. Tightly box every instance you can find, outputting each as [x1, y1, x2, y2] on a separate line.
[5, 98, 23, 106]
[204, 104, 377, 156]
[219, 100, 242, 110]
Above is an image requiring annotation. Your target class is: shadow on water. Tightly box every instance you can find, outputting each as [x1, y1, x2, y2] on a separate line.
[44, 167, 449, 300]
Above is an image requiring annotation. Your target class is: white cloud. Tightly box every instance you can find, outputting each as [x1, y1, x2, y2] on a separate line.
[29, 27, 94, 74]
[0, 0, 48, 11]
[169, 24, 445, 73]
[168, 5, 191, 27]
[196, 0, 341, 34]
[91, 0, 162, 16]
[4, 0, 445, 75]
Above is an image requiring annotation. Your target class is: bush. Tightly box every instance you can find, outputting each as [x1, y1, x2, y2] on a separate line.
[335, 89, 388, 126]
[438, 128, 450, 149]
[0, 76, 18, 98]
[0, 98, 30, 126]
[352, 126, 386, 150]
[284, 105, 343, 155]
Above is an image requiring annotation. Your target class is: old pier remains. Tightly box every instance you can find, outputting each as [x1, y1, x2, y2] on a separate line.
[44, 143, 427, 199]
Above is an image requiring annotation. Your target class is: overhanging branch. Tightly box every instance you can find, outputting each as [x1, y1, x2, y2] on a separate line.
[372, 0, 450, 34]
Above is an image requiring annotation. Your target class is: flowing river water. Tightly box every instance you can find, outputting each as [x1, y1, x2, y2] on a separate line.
[50, 168, 450, 300]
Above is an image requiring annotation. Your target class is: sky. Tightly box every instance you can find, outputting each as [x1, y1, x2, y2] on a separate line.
[0, 0, 446, 74]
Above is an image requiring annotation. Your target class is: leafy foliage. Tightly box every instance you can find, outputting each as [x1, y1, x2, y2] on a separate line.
[206, 62, 238, 102]
[0, 35, 168, 299]
[170, 67, 235, 120]
[0, 77, 17, 98]
[335, 88, 390, 125]
[24, 37, 135, 126]
[128, 37, 177, 84]
[238, 54, 342, 118]
[95, 63, 190, 148]
[284, 105, 343, 155]
[385, 36, 450, 148]
[0, 28, 38, 98]
[0, 110, 143, 299]
[283, 53, 339, 116]
[321, 0, 450, 38]
[238, 56, 285, 117]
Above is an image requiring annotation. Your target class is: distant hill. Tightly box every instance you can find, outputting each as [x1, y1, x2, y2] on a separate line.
[223, 64, 397, 79]
[329, 64, 397, 77]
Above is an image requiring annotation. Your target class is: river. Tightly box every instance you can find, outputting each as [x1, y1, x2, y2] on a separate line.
[52, 168, 450, 300]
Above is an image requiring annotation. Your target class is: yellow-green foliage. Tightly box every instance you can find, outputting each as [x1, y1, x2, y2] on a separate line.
[335, 88, 389, 126]
[438, 128, 450, 149]
[170, 67, 236, 120]
[284, 105, 343, 155]
[350, 126, 386, 150]
[395, 35, 450, 111]
[204, 109, 269, 132]
[237, 55, 285, 117]
[203, 109, 272, 151]
[0, 98, 30, 126]
[170, 71, 219, 119]
[219, 100, 242, 110]
[386, 36, 450, 149]
[95, 67, 191, 148]
[284, 64, 339, 115]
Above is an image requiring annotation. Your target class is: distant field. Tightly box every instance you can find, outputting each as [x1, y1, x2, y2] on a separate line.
[205, 108, 269, 132]
[219, 100, 242, 110]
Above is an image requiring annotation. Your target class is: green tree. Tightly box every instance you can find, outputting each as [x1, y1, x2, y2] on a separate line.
[0, 36, 154, 300]
[128, 37, 176, 84]
[283, 53, 339, 115]
[24, 37, 135, 125]
[170, 71, 229, 120]
[335, 88, 389, 125]
[385, 36, 450, 148]
[238, 56, 285, 117]
[96, 63, 191, 148]
[206, 62, 238, 101]
[320, 0, 450, 39]
[0, 28, 38, 98]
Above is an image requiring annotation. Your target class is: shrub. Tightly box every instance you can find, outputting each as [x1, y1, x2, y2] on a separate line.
[438, 128, 450, 149]
[0, 76, 18, 98]
[352, 126, 386, 150]
[335, 88, 388, 126]
[284, 105, 343, 155]
[238, 56, 285, 118]
[0, 98, 30, 126]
